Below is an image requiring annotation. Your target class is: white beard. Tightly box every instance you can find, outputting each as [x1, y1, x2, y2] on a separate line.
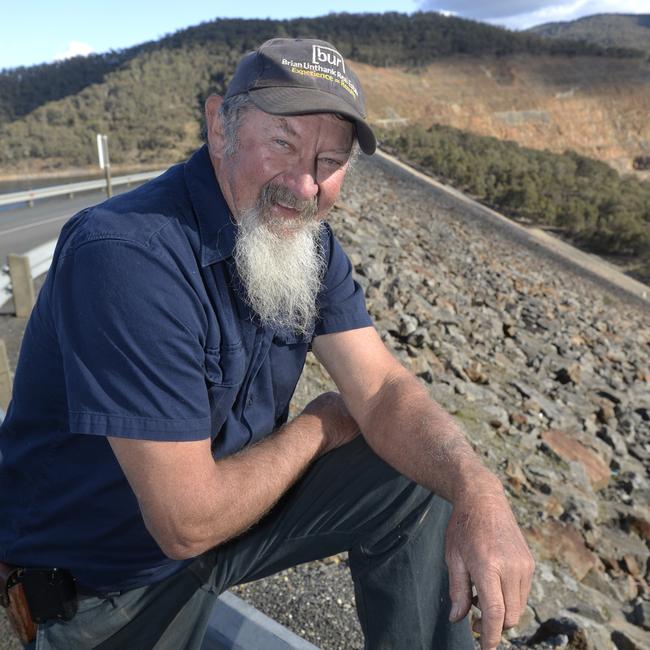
[233, 184, 325, 336]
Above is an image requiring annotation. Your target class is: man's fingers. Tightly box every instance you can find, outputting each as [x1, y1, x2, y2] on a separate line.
[519, 558, 535, 618]
[475, 575, 505, 650]
[519, 559, 535, 617]
[447, 554, 472, 622]
[502, 573, 522, 629]
[444, 485, 536, 645]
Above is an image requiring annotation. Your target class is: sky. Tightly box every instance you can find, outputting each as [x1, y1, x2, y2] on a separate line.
[1, 0, 648, 70]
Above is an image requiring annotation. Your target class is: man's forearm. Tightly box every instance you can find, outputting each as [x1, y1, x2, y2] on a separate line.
[311, 328, 534, 649]
[112, 394, 357, 561]
[359, 369, 502, 503]
[150, 411, 328, 559]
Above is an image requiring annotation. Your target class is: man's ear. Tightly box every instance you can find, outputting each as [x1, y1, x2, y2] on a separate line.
[205, 94, 225, 155]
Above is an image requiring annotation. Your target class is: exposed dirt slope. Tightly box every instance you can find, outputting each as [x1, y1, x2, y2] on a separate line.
[355, 55, 650, 176]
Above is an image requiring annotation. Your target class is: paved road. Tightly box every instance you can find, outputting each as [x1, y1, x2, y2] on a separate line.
[0, 185, 136, 265]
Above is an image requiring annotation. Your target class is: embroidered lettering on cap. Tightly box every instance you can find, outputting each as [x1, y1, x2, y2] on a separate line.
[226, 38, 377, 153]
[312, 45, 345, 73]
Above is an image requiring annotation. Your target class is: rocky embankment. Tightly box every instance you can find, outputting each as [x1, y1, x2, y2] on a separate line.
[236, 155, 650, 649]
[1, 153, 648, 649]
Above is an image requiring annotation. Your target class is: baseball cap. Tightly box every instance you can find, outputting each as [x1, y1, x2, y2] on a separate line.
[225, 38, 376, 155]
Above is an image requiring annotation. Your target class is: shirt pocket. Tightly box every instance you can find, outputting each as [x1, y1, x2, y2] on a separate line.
[269, 335, 309, 423]
[204, 342, 246, 387]
[204, 343, 247, 437]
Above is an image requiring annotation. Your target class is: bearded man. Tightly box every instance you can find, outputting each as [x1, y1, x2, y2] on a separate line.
[0, 38, 533, 650]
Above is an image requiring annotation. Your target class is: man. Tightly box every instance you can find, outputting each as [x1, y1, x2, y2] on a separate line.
[0, 38, 533, 649]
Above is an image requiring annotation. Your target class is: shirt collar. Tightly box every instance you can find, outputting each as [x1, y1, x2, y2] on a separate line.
[184, 145, 237, 267]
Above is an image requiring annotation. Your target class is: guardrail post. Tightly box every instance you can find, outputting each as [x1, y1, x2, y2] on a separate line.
[0, 339, 11, 412]
[7, 254, 35, 318]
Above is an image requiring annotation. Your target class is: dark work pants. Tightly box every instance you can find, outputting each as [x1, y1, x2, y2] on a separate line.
[34, 437, 473, 650]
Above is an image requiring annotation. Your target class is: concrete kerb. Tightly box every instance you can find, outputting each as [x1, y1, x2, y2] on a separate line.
[202, 591, 320, 650]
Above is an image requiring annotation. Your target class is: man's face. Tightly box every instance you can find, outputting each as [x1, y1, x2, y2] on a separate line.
[213, 105, 354, 232]
[205, 100, 355, 335]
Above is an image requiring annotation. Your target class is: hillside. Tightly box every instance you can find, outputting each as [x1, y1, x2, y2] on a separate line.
[245, 152, 650, 650]
[0, 11, 620, 127]
[378, 124, 650, 282]
[530, 14, 650, 56]
[0, 12, 644, 175]
[1, 11, 632, 125]
[356, 55, 650, 177]
[2, 51, 648, 178]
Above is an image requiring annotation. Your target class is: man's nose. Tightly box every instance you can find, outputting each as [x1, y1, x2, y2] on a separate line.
[283, 166, 319, 202]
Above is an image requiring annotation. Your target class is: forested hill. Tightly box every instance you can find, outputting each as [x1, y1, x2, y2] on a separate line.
[0, 12, 640, 126]
[529, 13, 650, 56]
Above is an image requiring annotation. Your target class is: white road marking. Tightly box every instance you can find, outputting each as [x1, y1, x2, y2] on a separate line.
[0, 213, 69, 237]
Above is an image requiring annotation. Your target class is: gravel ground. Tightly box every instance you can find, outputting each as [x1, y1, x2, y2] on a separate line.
[233, 555, 363, 650]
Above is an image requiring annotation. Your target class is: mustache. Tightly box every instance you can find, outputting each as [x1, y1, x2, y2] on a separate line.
[259, 183, 318, 222]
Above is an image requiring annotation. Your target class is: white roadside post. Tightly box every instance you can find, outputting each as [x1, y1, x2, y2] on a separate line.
[5, 241, 57, 318]
[97, 133, 113, 197]
[7, 254, 34, 318]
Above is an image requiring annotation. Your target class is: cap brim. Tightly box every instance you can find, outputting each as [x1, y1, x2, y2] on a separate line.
[248, 87, 376, 155]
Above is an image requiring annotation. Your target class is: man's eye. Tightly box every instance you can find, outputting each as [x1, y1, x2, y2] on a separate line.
[274, 139, 290, 148]
[320, 158, 342, 167]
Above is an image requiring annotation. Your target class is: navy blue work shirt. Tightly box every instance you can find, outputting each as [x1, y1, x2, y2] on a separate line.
[0, 145, 371, 592]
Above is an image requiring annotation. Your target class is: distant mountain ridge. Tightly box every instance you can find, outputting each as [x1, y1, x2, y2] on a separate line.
[529, 13, 650, 56]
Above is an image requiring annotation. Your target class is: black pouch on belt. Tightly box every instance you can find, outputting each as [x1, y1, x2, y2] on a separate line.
[1, 563, 79, 643]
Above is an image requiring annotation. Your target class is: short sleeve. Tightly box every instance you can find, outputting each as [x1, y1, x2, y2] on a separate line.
[53, 237, 211, 441]
[313, 224, 372, 337]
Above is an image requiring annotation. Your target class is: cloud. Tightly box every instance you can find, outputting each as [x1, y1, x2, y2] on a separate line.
[421, 1, 559, 19]
[54, 41, 94, 61]
[418, 0, 649, 28]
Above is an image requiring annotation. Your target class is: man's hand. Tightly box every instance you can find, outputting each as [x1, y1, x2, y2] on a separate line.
[445, 479, 535, 650]
[301, 391, 361, 455]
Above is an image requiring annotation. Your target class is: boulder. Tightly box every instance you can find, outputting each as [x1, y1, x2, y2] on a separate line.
[556, 363, 582, 385]
[541, 429, 611, 491]
[526, 616, 592, 648]
[526, 520, 598, 581]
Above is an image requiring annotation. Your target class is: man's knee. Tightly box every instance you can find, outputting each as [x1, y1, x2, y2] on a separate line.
[319, 437, 449, 560]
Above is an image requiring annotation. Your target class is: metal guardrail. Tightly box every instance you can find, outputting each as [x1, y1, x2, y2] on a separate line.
[27, 240, 57, 279]
[0, 268, 10, 306]
[0, 170, 164, 207]
[0, 239, 57, 310]
[0, 171, 164, 310]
